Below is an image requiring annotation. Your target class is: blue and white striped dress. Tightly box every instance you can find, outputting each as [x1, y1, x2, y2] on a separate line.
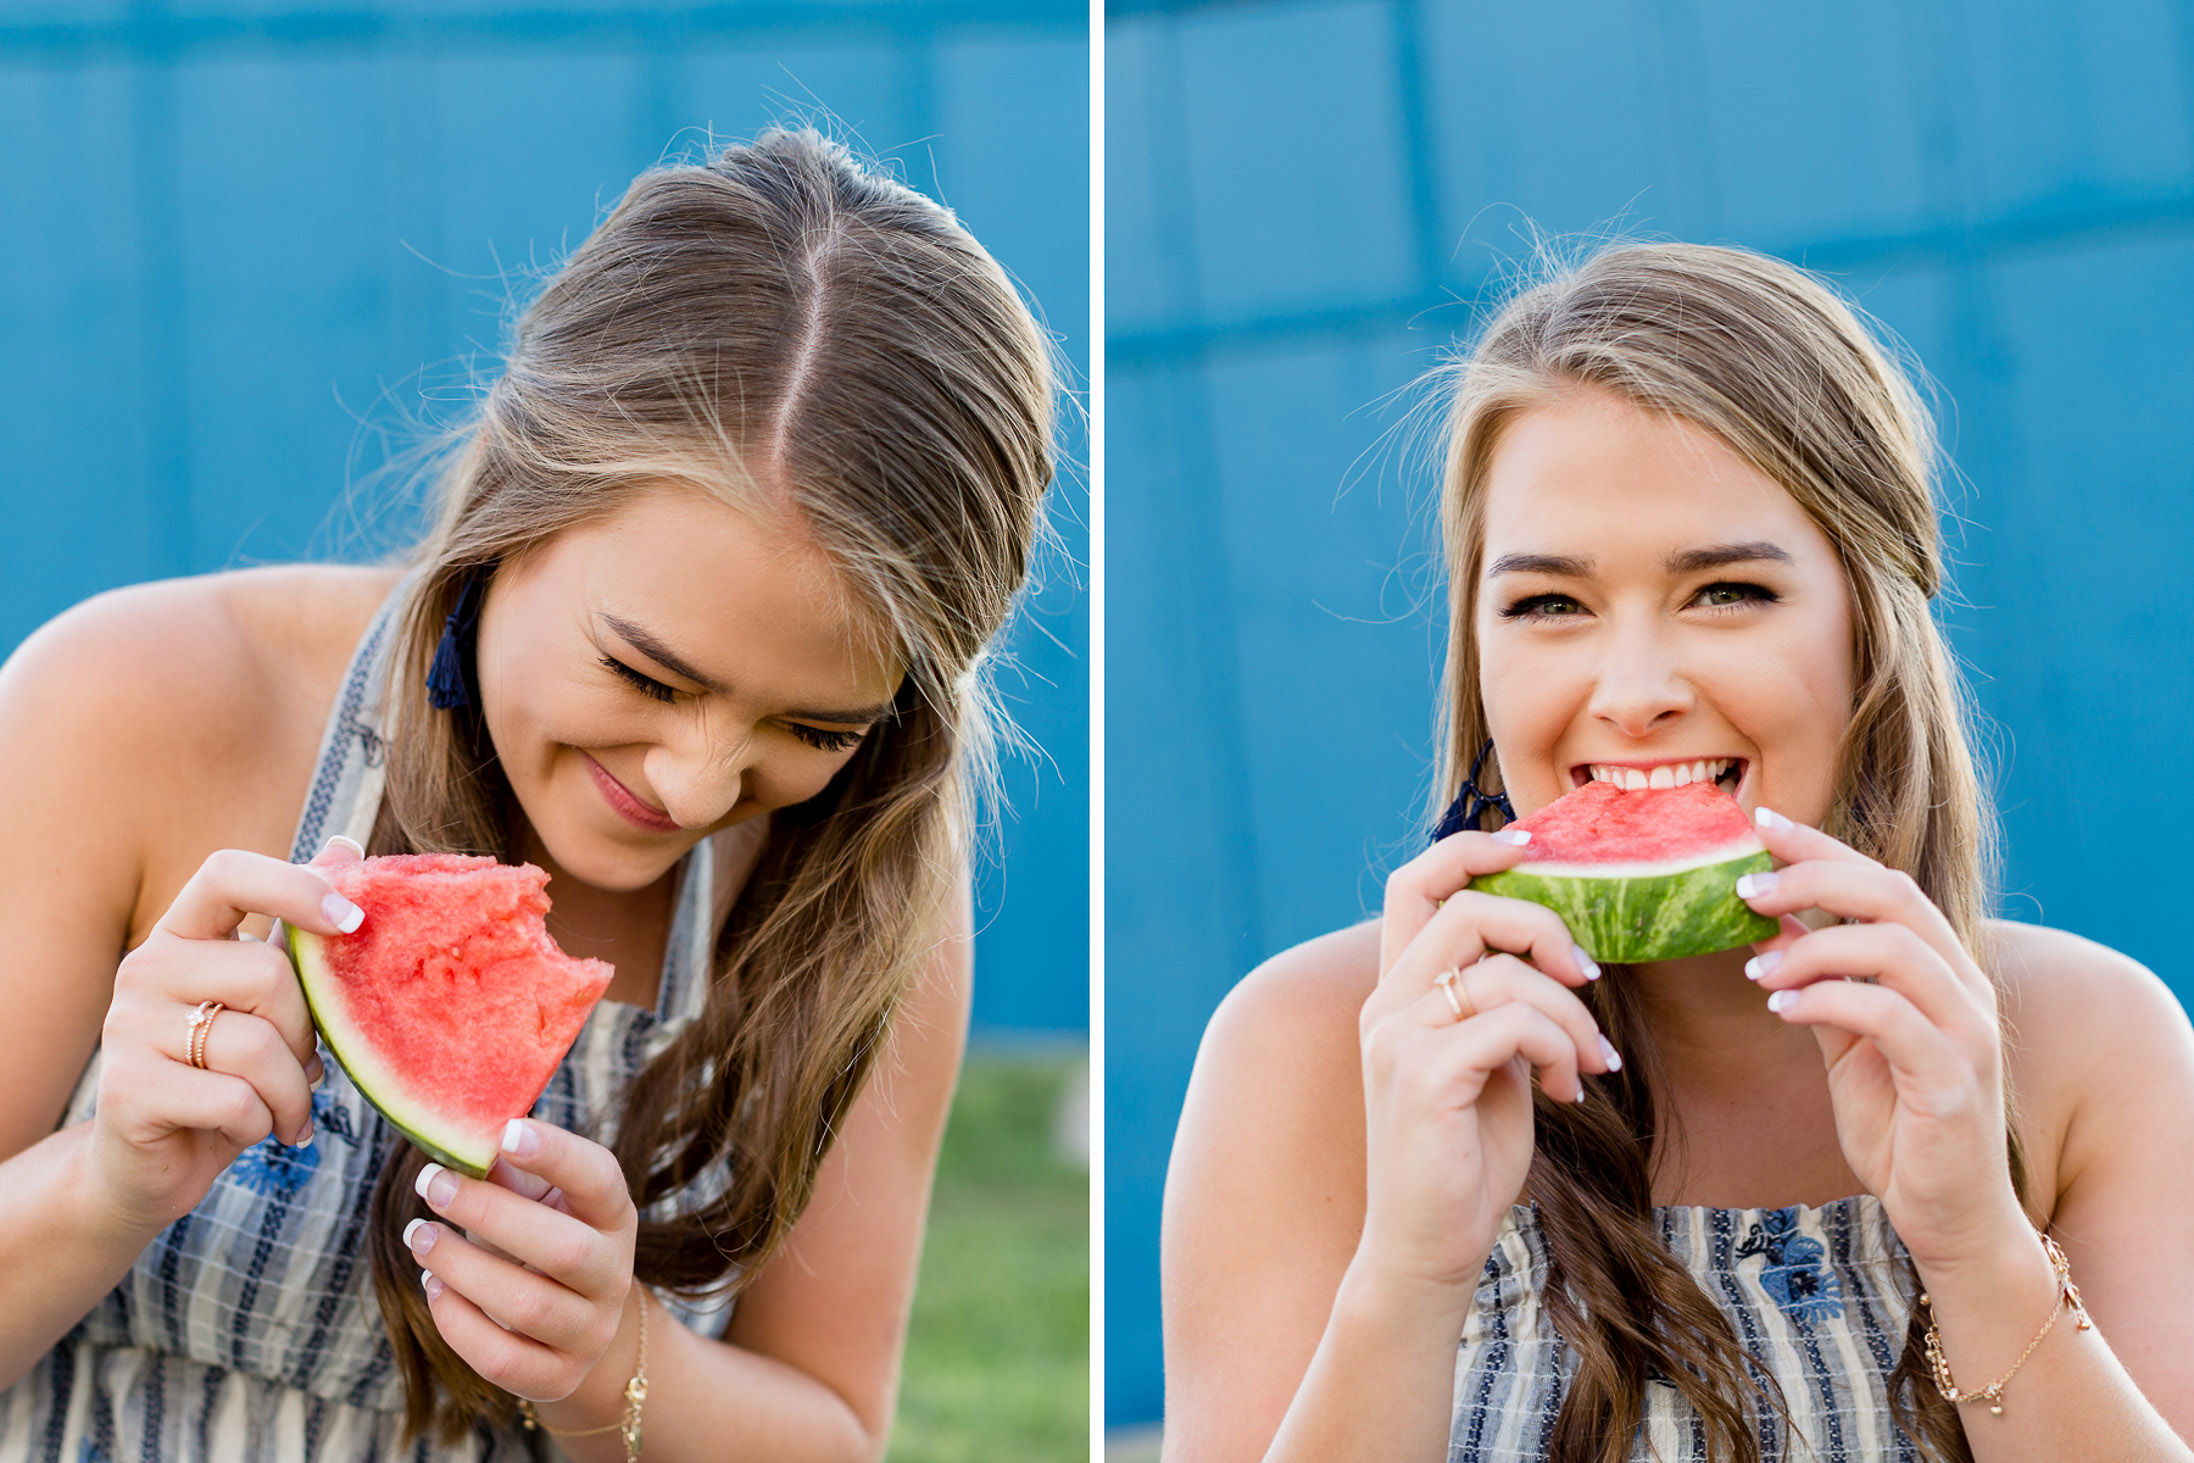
[1451, 1196, 1921, 1462]
[1, 583, 740, 1462]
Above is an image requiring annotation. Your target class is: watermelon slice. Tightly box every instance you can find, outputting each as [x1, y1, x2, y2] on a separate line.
[286, 854, 615, 1176]
[1471, 781, 1778, 962]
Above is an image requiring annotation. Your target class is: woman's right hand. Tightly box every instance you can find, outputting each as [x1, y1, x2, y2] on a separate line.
[83, 839, 365, 1237]
[1355, 827, 1617, 1295]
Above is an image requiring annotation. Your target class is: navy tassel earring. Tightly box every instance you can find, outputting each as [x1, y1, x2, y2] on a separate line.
[1430, 738, 1514, 844]
[425, 567, 487, 711]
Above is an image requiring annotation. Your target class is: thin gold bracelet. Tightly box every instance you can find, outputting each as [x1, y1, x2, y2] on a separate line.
[1919, 1229, 2091, 1416]
[518, 1289, 649, 1459]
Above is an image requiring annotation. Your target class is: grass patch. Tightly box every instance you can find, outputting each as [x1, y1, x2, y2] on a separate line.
[889, 1048, 1088, 1463]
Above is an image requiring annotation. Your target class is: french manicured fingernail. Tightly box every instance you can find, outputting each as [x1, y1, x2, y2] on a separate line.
[323, 894, 364, 934]
[403, 1219, 438, 1257]
[501, 1119, 540, 1159]
[293, 1120, 313, 1147]
[308, 1056, 326, 1088]
[1573, 945, 1600, 981]
[1735, 871, 1779, 901]
[1745, 951, 1782, 982]
[422, 1271, 444, 1301]
[1768, 989, 1800, 1014]
[321, 834, 365, 858]
[1572, 1086, 1588, 1104]
[1598, 1036, 1622, 1072]
[1491, 828, 1532, 846]
[1754, 806, 1792, 831]
[416, 1163, 457, 1209]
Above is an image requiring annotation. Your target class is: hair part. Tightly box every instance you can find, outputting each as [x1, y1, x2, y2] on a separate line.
[359, 129, 1054, 1443]
[1431, 241, 2024, 1463]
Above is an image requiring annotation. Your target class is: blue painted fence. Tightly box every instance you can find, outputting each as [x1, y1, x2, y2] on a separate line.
[0, 1, 1089, 1035]
[1106, 0, 2194, 1425]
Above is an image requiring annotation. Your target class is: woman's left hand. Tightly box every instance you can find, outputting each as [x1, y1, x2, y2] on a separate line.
[1738, 809, 2029, 1273]
[405, 1117, 640, 1403]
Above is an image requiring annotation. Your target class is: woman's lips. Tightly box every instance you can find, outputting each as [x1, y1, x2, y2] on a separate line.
[584, 753, 680, 833]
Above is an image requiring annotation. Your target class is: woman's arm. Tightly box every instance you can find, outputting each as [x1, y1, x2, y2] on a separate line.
[1743, 818, 2194, 1460]
[1164, 830, 1610, 1463]
[1162, 930, 1455, 1463]
[1930, 924, 2194, 1454]
[513, 876, 978, 1463]
[0, 586, 339, 1385]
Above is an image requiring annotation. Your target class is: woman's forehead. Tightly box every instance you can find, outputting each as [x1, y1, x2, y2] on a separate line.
[1479, 390, 1830, 569]
[534, 485, 904, 698]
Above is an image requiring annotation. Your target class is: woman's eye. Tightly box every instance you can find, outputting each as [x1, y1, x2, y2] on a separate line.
[1692, 581, 1777, 611]
[786, 723, 867, 753]
[601, 656, 677, 704]
[1500, 593, 1585, 621]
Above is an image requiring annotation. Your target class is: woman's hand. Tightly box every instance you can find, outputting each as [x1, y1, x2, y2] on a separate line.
[1357, 827, 1617, 1294]
[405, 1117, 641, 1407]
[1739, 809, 2027, 1272]
[84, 839, 359, 1237]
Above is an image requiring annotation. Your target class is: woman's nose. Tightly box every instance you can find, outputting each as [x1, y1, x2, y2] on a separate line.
[644, 728, 747, 828]
[1587, 633, 1694, 738]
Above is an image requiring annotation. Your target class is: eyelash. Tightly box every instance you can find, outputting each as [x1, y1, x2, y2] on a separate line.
[601, 656, 869, 753]
[1496, 581, 1779, 621]
[786, 724, 868, 753]
[1498, 593, 1583, 621]
[1692, 580, 1779, 613]
[601, 656, 676, 703]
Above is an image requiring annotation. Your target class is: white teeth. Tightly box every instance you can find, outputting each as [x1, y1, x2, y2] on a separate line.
[1587, 759, 1736, 789]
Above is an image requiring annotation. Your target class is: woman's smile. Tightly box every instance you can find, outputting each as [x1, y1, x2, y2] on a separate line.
[582, 752, 681, 833]
[1474, 384, 1854, 826]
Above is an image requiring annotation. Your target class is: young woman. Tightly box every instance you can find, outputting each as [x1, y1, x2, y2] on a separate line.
[0, 130, 1056, 1461]
[1163, 244, 2194, 1463]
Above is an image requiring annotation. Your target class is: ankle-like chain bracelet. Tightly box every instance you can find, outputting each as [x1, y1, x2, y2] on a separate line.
[1920, 1230, 2091, 1416]
[519, 1289, 649, 1458]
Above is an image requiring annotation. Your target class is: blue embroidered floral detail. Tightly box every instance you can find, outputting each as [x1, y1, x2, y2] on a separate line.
[1736, 1207, 1844, 1327]
[226, 1130, 322, 1201]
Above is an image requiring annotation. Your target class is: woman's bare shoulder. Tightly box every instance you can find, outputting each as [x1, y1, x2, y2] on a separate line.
[3, 564, 400, 728]
[1176, 920, 1384, 1194]
[1202, 919, 1382, 1075]
[0, 565, 404, 924]
[1987, 919, 2194, 1208]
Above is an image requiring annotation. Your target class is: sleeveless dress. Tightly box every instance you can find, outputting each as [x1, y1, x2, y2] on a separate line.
[0, 582, 747, 1462]
[1451, 1196, 1920, 1462]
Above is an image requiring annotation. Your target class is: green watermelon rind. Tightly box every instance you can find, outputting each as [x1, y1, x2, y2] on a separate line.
[285, 924, 501, 1179]
[1473, 848, 1779, 963]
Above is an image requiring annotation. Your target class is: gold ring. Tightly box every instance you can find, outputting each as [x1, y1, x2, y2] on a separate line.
[1435, 967, 1477, 1023]
[187, 1000, 225, 1071]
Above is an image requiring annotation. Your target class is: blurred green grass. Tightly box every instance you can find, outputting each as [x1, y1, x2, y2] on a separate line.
[889, 1047, 1089, 1462]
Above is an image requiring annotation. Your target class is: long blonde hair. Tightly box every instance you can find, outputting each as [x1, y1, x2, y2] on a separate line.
[1433, 242, 2022, 1463]
[363, 129, 1055, 1443]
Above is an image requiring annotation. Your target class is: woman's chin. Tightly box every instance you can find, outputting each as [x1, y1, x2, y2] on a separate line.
[525, 819, 692, 894]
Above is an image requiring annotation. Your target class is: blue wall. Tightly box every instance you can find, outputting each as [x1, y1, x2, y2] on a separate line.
[1106, 0, 2194, 1425]
[0, 1, 1088, 1035]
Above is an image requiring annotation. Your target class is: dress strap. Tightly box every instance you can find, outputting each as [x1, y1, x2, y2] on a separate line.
[286, 576, 408, 862]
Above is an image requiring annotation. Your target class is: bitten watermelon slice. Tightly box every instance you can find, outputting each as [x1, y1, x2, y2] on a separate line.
[286, 854, 615, 1176]
[1472, 781, 1778, 962]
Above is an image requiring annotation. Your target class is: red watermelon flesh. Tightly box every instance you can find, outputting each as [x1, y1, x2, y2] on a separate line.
[1472, 781, 1779, 961]
[287, 853, 615, 1176]
[1502, 781, 1764, 872]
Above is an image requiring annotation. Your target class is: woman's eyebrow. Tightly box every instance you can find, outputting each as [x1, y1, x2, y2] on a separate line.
[602, 613, 725, 693]
[1667, 541, 1793, 573]
[1487, 551, 1593, 577]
